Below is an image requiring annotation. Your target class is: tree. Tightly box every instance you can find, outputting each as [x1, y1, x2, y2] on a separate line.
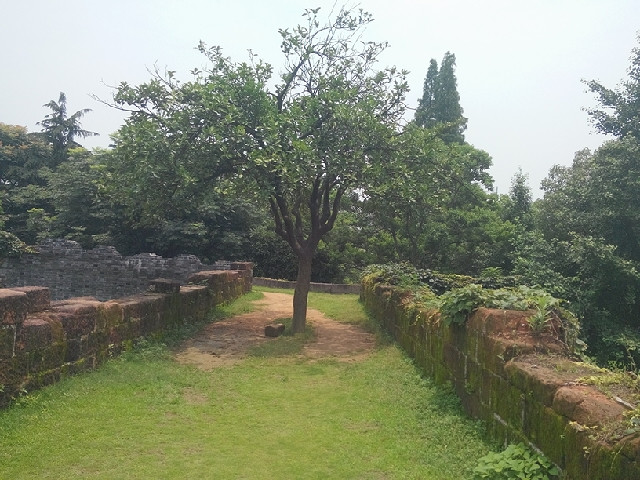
[414, 59, 439, 127]
[0, 123, 53, 243]
[584, 35, 640, 140]
[0, 123, 51, 188]
[505, 168, 533, 229]
[108, 6, 409, 332]
[361, 124, 511, 274]
[38, 92, 98, 163]
[0, 198, 33, 260]
[414, 52, 467, 143]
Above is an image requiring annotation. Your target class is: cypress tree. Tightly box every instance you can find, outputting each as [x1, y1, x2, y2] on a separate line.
[415, 52, 467, 144]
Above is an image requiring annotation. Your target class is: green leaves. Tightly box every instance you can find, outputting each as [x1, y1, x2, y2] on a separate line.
[415, 52, 467, 144]
[584, 36, 640, 140]
[473, 443, 560, 479]
[439, 284, 487, 325]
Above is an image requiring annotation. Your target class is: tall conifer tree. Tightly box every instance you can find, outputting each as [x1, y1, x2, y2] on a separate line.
[415, 52, 467, 144]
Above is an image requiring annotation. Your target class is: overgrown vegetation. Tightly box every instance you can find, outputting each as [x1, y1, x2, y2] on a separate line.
[362, 263, 583, 354]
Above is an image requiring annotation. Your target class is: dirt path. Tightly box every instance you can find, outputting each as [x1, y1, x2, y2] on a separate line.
[174, 292, 376, 369]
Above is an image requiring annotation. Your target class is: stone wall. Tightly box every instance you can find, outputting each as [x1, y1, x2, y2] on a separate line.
[253, 277, 361, 294]
[0, 264, 252, 408]
[361, 277, 640, 480]
[0, 239, 239, 301]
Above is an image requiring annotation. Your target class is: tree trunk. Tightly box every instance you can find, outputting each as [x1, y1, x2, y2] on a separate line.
[292, 252, 313, 334]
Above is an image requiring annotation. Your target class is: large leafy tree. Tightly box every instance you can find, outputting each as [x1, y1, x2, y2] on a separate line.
[519, 38, 640, 366]
[414, 52, 467, 143]
[584, 35, 640, 140]
[362, 124, 511, 274]
[1, 95, 105, 248]
[0, 123, 53, 244]
[108, 6, 409, 332]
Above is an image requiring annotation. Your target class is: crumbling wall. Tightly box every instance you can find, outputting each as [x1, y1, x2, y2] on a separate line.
[0, 239, 238, 301]
[0, 264, 252, 408]
[361, 278, 640, 480]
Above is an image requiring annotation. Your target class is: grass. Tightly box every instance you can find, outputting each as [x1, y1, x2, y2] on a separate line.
[0, 289, 495, 479]
[210, 289, 265, 320]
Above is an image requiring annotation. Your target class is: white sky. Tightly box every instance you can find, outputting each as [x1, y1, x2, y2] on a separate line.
[2, 0, 638, 196]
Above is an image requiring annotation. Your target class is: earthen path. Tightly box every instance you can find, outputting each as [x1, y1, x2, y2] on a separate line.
[174, 292, 376, 369]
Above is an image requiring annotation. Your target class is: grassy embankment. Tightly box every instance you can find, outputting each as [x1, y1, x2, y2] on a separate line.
[0, 288, 494, 479]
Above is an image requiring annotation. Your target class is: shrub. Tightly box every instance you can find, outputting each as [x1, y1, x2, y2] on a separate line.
[473, 443, 560, 479]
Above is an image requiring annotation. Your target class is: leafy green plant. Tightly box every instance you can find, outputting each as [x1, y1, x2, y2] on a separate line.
[528, 309, 550, 334]
[526, 295, 556, 334]
[473, 443, 560, 479]
[439, 284, 489, 325]
[362, 262, 421, 288]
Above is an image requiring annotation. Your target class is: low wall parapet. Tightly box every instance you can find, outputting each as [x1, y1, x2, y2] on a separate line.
[361, 277, 640, 480]
[0, 239, 251, 301]
[0, 266, 252, 408]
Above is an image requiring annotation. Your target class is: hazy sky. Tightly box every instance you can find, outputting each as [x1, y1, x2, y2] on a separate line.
[2, 0, 638, 196]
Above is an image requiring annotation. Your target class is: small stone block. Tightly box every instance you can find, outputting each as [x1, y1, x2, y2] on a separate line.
[149, 278, 181, 294]
[0, 289, 28, 325]
[7, 286, 51, 313]
[265, 323, 285, 337]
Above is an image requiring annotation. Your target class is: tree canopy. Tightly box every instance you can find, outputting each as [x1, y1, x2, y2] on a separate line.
[107, 6, 409, 332]
[584, 35, 640, 140]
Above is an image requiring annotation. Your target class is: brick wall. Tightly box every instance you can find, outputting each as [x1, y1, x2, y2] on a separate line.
[0, 264, 252, 408]
[0, 239, 242, 301]
[253, 277, 361, 294]
[361, 277, 640, 480]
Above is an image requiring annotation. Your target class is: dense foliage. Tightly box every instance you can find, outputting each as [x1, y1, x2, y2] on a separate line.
[362, 263, 582, 354]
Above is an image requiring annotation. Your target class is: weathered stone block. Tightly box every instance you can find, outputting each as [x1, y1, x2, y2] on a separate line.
[522, 401, 567, 466]
[52, 298, 101, 338]
[65, 337, 83, 363]
[179, 285, 213, 319]
[493, 376, 525, 430]
[108, 323, 132, 346]
[16, 315, 64, 352]
[22, 368, 61, 391]
[505, 360, 566, 407]
[87, 330, 107, 355]
[8, 286, 51, 313]
[116, 295, 164, 336]
[149, 278, 181, 294]
[96, 301, 122, 331]
[60, 357, 91, 377]
[553, 385, 626, 428]
[0, 289, 28, 325]
[265, 323, 285, 337]
[26, 342, 66, 374]
[443, 343, 465, 382]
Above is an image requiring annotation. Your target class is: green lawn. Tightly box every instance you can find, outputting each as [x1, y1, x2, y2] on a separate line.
[0, 290, 494, 479]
